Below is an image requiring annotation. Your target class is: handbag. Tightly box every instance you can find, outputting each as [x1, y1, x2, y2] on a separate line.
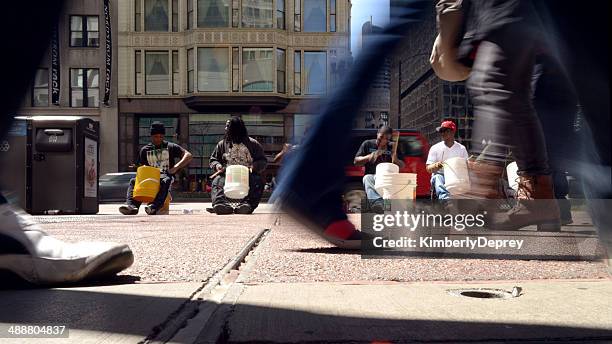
[430, 0, 472, 81]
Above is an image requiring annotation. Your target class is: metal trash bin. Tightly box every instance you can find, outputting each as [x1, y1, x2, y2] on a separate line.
[0, 116, 99, 214]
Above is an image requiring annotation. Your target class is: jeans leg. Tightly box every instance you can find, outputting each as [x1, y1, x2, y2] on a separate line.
[126, 178, 141, 208]
[432, 174, 449, 200]
[151, 175, 172, 209]
[269, 2, 428, 231]
[245, 173, 264, 210]
[362, 174, 382, 203]
[468, 24, 549, 175]
[211, 175, 229, 206]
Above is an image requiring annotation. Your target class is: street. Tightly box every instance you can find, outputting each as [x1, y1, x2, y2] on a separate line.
[1, 203, 610, 343]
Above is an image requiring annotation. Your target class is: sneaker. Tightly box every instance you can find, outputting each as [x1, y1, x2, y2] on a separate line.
[213, 203, 234, 215]
[234, 203, 253, 214]
[144, 205, 157, 215]
[322, 219, 370, 250]
[0, 204, 134, 285]
[119, 204, 139, 215]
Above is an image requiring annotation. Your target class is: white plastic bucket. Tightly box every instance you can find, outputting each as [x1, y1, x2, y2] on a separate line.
[224, 165, 250, 199]
[375, 162, 399, 176]
[443, 157, 470, 195]
[375, 173, 417, 200]
[506, 161, 519, 191]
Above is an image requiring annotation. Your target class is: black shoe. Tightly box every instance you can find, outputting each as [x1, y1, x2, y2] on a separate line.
[234, 203, 253, 214]
[370, 201, 384, 214]
[213, 203, 234, 215]
[119, 204, 139, 215]
[144, 205, 158, 215]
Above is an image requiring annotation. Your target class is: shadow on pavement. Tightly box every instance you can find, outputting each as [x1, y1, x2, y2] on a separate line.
[0, 271, 141, 290]
[0, 288, 610, 342]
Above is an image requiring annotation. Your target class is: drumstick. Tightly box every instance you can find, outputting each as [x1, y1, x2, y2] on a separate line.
[391, 132, 400, 162]
[209, 169, 223, 180]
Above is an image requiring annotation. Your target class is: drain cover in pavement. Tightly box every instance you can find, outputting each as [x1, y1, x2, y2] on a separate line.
[448, 288, 516, 299]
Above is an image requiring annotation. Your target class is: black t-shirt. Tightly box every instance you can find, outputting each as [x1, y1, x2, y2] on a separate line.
[355, 139, 404, 175]
[138, 141, 186, 175]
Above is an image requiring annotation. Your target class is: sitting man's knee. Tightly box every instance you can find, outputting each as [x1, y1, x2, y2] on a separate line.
[362, 174, 375, 185]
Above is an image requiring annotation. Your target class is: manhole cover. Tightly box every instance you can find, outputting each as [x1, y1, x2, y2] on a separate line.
[448, 288, 515, 299]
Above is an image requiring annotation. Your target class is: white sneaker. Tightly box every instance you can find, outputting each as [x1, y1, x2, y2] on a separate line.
[0, 204, 134, 285]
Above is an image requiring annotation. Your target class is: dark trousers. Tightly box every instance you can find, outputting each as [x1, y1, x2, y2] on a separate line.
[211, 173, 264, 210]
[532, 59, 577, 222]
[126, 175, 173, 210]
[468, 23, 550, 175]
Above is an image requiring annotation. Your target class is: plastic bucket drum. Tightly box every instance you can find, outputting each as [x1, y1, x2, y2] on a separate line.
[443, 157, 470, 195]
[133, 166, 161, 203]
[375, 173, 418, 200]
[506, 161, 519, 191]
[224, 165, 250, 199]
[376, 162, 399, 176]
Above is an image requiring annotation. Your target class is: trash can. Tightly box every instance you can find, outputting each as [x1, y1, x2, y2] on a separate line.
[0, 116, 100, 214]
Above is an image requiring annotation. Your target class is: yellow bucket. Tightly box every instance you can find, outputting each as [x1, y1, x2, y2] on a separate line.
[133, 166, 160, 203]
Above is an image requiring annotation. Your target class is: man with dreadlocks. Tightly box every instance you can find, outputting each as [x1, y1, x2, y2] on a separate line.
[209, 116, 267, 215]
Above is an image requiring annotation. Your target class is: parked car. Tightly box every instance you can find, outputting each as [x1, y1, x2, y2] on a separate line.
[99, 172, 136, 203]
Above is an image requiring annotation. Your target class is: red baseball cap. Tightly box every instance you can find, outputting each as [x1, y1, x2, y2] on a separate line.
[436, 120, 457, 132]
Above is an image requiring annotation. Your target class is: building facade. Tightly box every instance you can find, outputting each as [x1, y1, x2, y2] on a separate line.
[17, 0, 119, 174]
[355, 20, 390, 129]
[389, 3, 473, 149]
[117, 0, 351, 186]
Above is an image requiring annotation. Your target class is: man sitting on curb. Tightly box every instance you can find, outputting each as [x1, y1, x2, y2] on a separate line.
[426, 120, 469, 207]
[354, 126, 405, 213]
[209, 116, 267, 215]
[119, 122, 192, 215]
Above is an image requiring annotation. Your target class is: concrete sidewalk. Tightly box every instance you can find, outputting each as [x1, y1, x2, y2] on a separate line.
[202, 280, 612, 343]
[0, 207, 610, 343]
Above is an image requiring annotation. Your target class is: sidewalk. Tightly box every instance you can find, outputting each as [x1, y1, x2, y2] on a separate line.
[0, 206, 609, 343]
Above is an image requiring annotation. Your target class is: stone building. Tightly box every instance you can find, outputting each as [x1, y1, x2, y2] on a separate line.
[117, 0, 352, 183]
[16, 0, 119, 173]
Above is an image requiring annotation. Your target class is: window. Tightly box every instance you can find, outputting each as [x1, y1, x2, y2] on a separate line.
[135, 50, 143, 94]
[198, 0, 230, 28]
[145, 51, 169, 94]
[293, 0, 301, 31]
[276, 0, 285, 29]
[276, 49, 286, 93]
[329, 0, 336, 32]
[198, 48, 229, 91]
[172, 0, 179, 31]
[232, 0, 240, 27]
[242, 48, 273, 92]
[70, 16, 99, 47]
[304, 51, 326, 95]
[232, 47, 240, 91]
[303, 0, 325, 32]
[139, 117, 178, 145]
[145, 0, 169, 31]
[172, 50, 179, 94]
[135, 0, 142, 31]
[70, 68, 99, 107]
[187, 48, 194, 92]
[294, 51, 301, 95]
[187, 0, 194, 28]
[242, 0, 273, 28]
[32, 68, 49, 107]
